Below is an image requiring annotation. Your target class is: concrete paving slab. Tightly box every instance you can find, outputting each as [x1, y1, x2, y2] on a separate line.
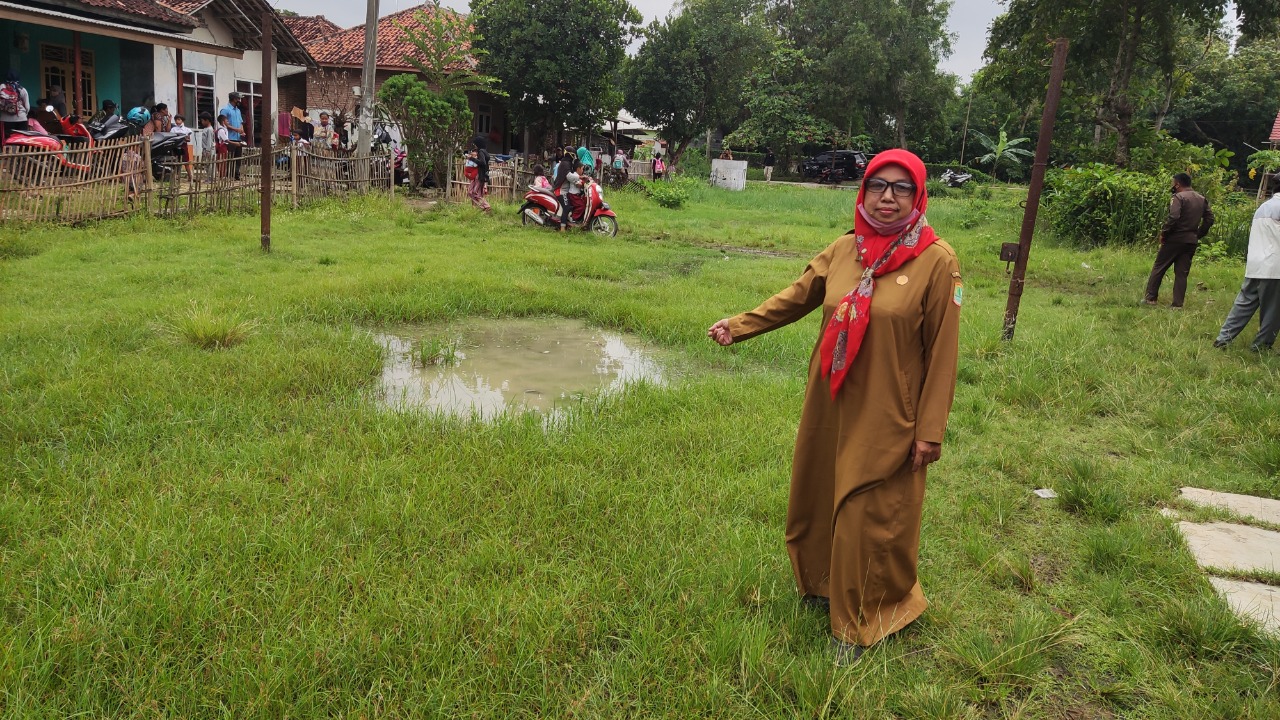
[1177, 521, 1280, 573]
[1209, 577, 1280, 635]
[1181, 487, 1280, 525]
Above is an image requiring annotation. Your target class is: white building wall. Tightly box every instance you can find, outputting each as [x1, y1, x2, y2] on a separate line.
[151, 10, 281, 140]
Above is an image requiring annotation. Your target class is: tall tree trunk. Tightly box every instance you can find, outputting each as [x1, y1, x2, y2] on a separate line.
[1106, 1, 1144, 168]
[895, 101, 907, 149]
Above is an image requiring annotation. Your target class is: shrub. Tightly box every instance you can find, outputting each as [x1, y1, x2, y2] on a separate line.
[1043, 165, 1168, 248]
[640, 176, 697, 209]
[1045, 163, 1256, 253]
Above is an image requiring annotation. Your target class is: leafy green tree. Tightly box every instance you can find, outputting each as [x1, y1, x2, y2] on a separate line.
[623, 0, 769, 164]
[771, 0, 954, 149]
[392, 1, 503, 187]
[969, 128, 1033, 179]
[723, 42, 843, 159]
[471, 0, 641, 139]
[985, 0, 1280, 167]
[397, 1, 502, 96]
[377, 74, 471, 189]
[1167, 37, 1280, 174]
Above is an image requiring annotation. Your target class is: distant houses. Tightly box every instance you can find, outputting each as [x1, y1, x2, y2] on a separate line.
[281, 3, 511, 152]
[1, 0, 313, 139]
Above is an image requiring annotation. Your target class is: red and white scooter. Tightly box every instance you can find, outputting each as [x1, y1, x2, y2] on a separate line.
[519, 177, 618, 237]
[2, 117, 91, 179]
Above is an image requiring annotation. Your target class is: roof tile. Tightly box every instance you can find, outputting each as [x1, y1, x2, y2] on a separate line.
[301, 3, 469, 71]
[66, 0, 199, 28]
[1271, 111, 1280, 144]
[281, 15, 344, 49]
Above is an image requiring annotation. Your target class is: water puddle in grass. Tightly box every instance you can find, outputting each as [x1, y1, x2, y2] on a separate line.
[372, 317, 664, 419]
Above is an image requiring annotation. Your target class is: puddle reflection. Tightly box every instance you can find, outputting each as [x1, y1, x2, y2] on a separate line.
[374, 317, 664, 418]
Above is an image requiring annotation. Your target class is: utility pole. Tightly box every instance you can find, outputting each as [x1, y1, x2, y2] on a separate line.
[958, 91, 973, 167]
[356, 0, 379, 163]
[259, 9, 273, 252]
[1002, 38, 1070, 342]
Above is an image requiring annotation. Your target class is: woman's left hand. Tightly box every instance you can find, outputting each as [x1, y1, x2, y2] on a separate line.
[910, 441, 942, 472]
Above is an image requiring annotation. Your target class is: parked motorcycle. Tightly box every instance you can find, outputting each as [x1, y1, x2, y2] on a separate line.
[816, 166, 847, 185]
[87, 113, 137, 142]
[2, 118, 91, 180]
[519, 180, 618, 237]
[941, 168, 973, 188]
[148, 130, 189, 180]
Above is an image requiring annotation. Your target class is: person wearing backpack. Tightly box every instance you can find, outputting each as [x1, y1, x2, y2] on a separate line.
[1, 70, 31, 141]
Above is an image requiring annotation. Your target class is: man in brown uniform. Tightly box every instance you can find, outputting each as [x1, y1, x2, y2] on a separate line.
[1144, 172, 1215, 307]
[708, 150, 961, 663]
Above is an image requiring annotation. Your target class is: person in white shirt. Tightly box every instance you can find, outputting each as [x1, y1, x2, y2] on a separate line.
[171, 114, 194, 180]
[1215, 188, 1280, 351]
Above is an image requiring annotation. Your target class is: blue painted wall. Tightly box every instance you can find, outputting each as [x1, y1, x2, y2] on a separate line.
[2, 20, 123, 115]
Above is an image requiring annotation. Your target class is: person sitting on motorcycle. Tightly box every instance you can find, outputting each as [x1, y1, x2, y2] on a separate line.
[565, 163, 588, 223]
[552, 147, 577, 230]
[576, 146, 595, 176]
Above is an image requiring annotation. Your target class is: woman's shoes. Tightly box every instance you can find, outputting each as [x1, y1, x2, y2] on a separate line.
[830, 637, 864, 666]
[801, 594, 830, 613]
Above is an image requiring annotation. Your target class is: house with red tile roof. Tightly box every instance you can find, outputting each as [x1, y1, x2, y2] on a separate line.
[1270, 110, 1280, 146]
[281, 3, 511, 152]
[0, 0, 312, 141]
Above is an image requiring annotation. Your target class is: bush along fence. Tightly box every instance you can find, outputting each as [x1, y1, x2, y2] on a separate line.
[1, 141, 392, 224]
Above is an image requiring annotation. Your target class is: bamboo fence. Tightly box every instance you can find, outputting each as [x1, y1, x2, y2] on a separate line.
[1, 139, 394, 223]
[0, 136, 148, 223]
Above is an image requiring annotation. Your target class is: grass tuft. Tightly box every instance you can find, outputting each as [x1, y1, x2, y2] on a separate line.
[160, 302, 257, 350]
[947, 609, 1069, 698]
[414, 337, 461, 367]
[1152, 595, 1258, 660]
[1058, 458, 1130, 523]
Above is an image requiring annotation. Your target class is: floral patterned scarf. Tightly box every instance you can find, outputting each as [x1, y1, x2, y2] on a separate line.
[819, 149, 937, 398]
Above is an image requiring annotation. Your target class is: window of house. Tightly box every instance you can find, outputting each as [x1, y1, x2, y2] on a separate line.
[182, 71, 214, 121]
[474, 103, 492, 135]
[40, 44, 95, 115]
[235, 79, 264, 140]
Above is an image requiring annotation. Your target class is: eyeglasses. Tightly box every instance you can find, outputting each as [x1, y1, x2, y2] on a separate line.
[864, 178, 916, 198]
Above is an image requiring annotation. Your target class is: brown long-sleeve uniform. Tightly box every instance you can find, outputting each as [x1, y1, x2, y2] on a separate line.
[729, 234, 962, 646]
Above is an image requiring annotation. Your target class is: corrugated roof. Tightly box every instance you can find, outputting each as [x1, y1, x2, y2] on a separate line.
[1271, 111, 1280, 144]
[304, 3, 469, 71]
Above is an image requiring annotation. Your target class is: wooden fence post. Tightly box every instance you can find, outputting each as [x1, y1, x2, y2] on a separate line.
[141, 138, 153, 212]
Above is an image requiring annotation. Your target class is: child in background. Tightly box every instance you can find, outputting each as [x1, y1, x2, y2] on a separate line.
[121, 145, 143, 204]
[196, 112, 215, 182]
[171, 114, 194, 181]
[215, 113, 230, 177]
[531, 163, 551, 191]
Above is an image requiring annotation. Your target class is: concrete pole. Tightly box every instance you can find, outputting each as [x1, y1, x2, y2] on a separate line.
[356, 0, 379, 166]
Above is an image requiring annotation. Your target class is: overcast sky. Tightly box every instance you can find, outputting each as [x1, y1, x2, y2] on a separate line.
[270, 0, 1006, 80]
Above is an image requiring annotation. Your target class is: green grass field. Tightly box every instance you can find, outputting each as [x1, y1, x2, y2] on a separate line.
[2, 183, 1278, 718]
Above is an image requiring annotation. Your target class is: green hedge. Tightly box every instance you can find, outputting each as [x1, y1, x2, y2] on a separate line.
[1043, 164, 1254, 255]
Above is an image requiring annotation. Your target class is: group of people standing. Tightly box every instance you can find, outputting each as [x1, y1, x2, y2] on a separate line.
[1143, 172, 1279, 352]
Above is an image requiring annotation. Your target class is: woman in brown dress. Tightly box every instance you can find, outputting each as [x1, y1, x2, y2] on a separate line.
[708, 149, 962, 663]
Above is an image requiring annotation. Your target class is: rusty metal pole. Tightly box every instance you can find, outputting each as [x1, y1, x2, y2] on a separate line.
[260, 10, 273, 253]
[1002, 38, 1069, 341]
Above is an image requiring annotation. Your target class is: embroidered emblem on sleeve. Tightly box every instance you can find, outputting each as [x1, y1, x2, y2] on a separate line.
[953, 283, 963, 307]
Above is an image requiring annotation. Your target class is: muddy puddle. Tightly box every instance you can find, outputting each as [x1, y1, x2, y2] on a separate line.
[372, 317, 664, 419]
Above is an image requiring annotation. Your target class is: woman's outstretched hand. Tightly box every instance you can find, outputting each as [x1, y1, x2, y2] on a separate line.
[707, 319, 734, 346]
[910, 441, 942, 472]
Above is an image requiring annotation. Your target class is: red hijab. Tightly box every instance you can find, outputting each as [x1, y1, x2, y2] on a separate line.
[819, 149, 937, 398]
